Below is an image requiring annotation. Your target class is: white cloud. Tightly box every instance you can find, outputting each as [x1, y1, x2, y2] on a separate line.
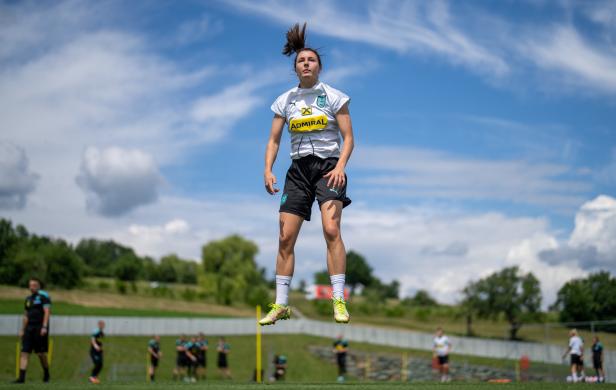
[176, 15, 223, 45]
[0, 142, 39, 209]
[569, 195, 616, 255]
[0, 1, 285, 229]
[190, 77, 274, 143]
[120, 219, 196, 259]
[227, 0, 616, 96]
[538, 195, 616, 272]
[520, 25, 616, 93]
[76, 147, 162, 217]
[353, 145, 590, 210]
[227, 0, 509, 77]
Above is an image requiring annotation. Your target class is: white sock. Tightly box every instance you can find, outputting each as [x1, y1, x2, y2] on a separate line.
[330, 274, 345, 300]
[275, 275, 292, 305]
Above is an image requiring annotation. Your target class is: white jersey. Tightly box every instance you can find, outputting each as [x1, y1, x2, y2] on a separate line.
[569, 336, 583, 355]
[271, 81, 350, 160]
[433, 335, 451, 356]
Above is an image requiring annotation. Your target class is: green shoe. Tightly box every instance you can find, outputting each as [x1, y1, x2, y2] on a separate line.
[259, 303, 291, 326]
[333, 297, 350, 323]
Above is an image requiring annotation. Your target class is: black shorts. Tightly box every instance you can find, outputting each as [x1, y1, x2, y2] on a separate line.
[218, 354, 228, 368]
[593, 358, 602, 370]
[279, 156, 351, 221]
[150, 357, 159, 367]
[571, 354, 582, 366]
[198, 356, 206, 368]
[438, 355, 449, 365]
[177, 355, 188, 367]
[21, 326, 48, 353]
[90, 349, 103, 363]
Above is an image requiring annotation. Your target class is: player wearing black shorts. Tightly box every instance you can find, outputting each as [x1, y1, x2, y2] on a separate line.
[15, 278, 51, 383]
[196, 333, 208, 380]
[433, 327, 452, 382]
[173, 335, 188, 381]
[89, 320, 105, 384]
[592, 336, 605, 383]
[272, 354, 288, 381]
[333, 335, 348, 383]
[217, 337, 231, 379]
[186, 336, 200, 382]
[148, 335, 161, 382]
[260, 23, 355, 326]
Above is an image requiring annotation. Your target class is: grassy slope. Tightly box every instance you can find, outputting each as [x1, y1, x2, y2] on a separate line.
[0, 285, 252, 318]
[289, 292, 616, 349]
[0, 299, 227, 318]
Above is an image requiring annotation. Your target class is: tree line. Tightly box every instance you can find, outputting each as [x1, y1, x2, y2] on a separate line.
[1, 217, 614, 336]
[0, 218, 270, 308]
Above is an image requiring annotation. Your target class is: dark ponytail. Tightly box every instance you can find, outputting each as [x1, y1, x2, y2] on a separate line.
[282, 22, 322, 68]
[283, 23, 306, 56]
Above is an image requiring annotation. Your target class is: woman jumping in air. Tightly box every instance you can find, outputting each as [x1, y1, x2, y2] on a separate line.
[260, 23, 355, 326]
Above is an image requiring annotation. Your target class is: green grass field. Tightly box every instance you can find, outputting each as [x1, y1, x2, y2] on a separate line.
[1, 334, 577, 386]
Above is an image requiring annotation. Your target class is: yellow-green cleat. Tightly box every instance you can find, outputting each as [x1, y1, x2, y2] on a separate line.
[259, 303, 291, 326]
[333, 297, 350, 323]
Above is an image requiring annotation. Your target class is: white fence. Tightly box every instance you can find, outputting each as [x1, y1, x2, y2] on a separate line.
[2, 315, 613, 381]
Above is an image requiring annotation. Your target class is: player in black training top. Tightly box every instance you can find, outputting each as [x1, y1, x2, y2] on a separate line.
[196, 332, 208, 380]
[217, 337, 232, 379]
[148, 335, 161, 382]
[333, 334, 348, 383]
[185, 336, 200, 382]
[592, 336, 605, 383]
[15, 278, 51, 383]
[173, 335, 189, 381]
[88, 320, 105, 384]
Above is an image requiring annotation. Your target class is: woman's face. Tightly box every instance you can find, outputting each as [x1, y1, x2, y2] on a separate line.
[295, 49, 320, 84]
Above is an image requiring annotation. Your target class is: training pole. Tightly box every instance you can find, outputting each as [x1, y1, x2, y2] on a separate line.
[15, 341, 19, 379]
[48, 339, 54, 366]
[256, 305, 262, 383]
[401, 352, 408, 382]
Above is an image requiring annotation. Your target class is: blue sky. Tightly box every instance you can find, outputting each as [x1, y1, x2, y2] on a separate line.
[1, 0, 615, 306]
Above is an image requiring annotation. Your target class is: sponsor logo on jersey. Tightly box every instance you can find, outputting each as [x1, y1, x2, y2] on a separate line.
[301, 107, 312, 116]
[317, 95, 326, 108]
[289, 115, 328, 132]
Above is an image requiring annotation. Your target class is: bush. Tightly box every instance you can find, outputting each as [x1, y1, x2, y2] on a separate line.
[385, 305, 405, 318]
[148, 285, 174, 299]
[312, 300, 332, 316]
[414, 307, 432, 322]
[181, 288, 197, 301]
[98, 280, 110, 290]
[246, 285, 271, 309]
[115, 280, 127, 294]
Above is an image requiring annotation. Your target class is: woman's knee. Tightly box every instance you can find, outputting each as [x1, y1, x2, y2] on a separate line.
[278, 230, 296, 251]
[323, 223, 341, 243]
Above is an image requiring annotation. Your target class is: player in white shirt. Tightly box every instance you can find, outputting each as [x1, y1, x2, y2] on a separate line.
[432, 327, 452, 382]
[562, 328, 585, 382]
[259, 23, 355, 326]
